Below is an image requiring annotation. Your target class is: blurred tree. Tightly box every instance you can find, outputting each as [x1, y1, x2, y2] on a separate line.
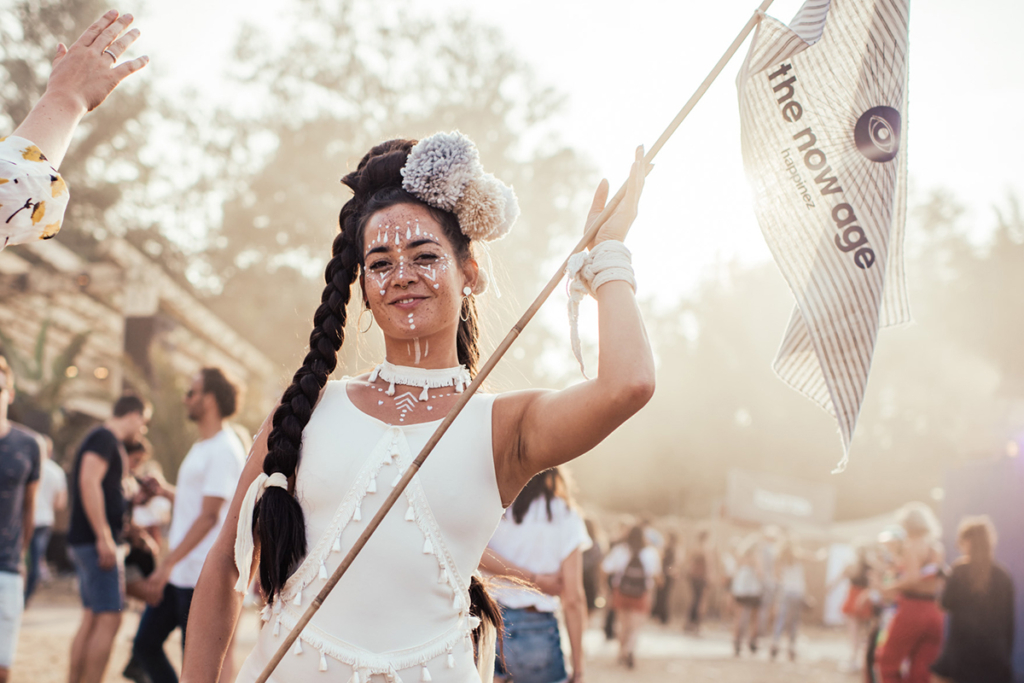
[0, 319, 90, 433]
[574, 192, 1024, 520]
[196, 0, 595, 380]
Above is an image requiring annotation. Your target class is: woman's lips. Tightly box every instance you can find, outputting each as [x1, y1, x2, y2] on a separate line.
[391, 296, 426, 310]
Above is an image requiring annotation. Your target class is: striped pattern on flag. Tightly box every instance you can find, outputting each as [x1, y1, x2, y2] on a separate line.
[737, 0, 911, 469]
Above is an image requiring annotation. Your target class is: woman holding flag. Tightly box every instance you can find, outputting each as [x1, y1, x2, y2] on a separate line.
[181, 133, 654, 683]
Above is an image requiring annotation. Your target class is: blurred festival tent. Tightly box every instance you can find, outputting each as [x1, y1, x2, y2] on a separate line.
[0, 237, 279, 430]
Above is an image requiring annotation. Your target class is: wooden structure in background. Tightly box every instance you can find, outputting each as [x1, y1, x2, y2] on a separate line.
[0, 238, 280, 420]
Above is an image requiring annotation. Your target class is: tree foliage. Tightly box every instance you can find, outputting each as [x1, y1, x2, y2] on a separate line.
[197, 0, 595, 378]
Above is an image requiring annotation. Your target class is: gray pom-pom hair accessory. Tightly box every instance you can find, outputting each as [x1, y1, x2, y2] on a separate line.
[401, 131, 519, 242]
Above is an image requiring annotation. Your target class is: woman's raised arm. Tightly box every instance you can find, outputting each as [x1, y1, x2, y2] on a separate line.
[13, 10, 148, 167]
[181, 411, 273, 683]
[493, 147, 655, 505]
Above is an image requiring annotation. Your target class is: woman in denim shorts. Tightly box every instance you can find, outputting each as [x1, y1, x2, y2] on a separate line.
[483, 469, 591, 683]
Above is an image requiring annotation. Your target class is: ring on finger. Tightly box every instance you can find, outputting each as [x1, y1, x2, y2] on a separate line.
[103, 49, 117, 63]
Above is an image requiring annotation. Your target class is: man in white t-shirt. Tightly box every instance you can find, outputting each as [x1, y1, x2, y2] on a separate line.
[132, 368, 246, 683]
[25, 436, 66, 604]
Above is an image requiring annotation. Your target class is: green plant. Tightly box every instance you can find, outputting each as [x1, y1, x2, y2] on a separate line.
[0, 319, 91, 426]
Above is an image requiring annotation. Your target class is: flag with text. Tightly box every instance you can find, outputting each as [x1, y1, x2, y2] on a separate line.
[737, 0, 911, 470]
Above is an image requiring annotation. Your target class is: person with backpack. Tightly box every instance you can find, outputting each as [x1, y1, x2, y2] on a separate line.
[601, 525, 661, 669]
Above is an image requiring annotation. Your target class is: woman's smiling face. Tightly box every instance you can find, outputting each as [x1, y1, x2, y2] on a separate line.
[361, 203, 472, 342]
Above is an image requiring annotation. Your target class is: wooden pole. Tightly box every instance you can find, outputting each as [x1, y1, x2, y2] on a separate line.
[255, 2, 774, 680]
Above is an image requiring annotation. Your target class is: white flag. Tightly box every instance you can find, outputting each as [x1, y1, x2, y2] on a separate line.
[737, 0, 911, 470]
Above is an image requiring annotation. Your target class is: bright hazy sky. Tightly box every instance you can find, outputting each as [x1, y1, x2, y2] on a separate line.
[138, 0, 1024, 303]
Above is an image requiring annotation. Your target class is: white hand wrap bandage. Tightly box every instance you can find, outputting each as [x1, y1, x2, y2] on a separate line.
[233, 471, 289, 593]
[565, 240, 636, 377]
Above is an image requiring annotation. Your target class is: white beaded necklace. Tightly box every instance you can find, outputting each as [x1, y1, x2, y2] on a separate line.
[368, 360, 471, 401]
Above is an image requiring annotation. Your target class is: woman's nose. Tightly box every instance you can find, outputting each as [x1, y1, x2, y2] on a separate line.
[393, 263, 418, 287]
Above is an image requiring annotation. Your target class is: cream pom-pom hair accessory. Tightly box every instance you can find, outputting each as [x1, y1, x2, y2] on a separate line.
[400, 131, 520, 243]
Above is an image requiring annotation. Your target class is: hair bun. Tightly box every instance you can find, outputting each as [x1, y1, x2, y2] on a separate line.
[342, 139, 415, 201]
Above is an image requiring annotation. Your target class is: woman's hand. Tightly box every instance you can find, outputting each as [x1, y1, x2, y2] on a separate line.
[45, 10, 148, 114]
[12, 10, 148, 167]
[586, 145, 649, 246]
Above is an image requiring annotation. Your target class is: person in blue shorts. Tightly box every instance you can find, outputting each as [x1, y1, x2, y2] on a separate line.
[66, 394, 149, 683]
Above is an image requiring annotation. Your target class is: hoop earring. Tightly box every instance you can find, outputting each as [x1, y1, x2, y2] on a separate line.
[358, 307, 373, 333]
[460, 299, 470, 323]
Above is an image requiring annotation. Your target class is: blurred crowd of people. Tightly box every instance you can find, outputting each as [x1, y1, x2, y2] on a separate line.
[479, 473, 1016, 683]
[0, 355, 248, 683]
[0, 347, 1019, 683]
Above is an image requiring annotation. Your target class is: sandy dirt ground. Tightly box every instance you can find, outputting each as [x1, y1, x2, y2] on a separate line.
[13, 578, 861, 683]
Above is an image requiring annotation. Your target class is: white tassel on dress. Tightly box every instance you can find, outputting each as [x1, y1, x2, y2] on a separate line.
[386, 380, 396, 396]
[353, 504, 362, 523]
[332, 536, 341, 552]
[391, 471, 404, 487]
[438, 567, 447, 584]
[319, 648, 328, 672]
[422, 538, 433, 555]
[420, 665, 432, 682]
[405, 506, 416, 522]
[367, 476, 377, 494]
[293, 591, 302, 607]
[419, 385, 430, 401]
[447, 652, 456, 669]
[319, 562, 328, 580]
[293, 638, 303, 655]
[368, 366, 381, 383]
[348, 671, 360, 683]
[273, 617, 281, 637]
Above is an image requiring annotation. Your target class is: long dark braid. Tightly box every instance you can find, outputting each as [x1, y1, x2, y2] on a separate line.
[253, 138, 490, 622]
[254, 229, 360, 599]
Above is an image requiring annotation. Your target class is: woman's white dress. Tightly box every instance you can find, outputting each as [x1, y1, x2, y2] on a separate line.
[236, 379, 503, 683]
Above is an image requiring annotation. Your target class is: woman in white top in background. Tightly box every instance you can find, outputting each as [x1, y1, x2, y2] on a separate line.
[730, 536, 764, 657]
[482, 468, 590, 683]
[601, 525, 660, 669]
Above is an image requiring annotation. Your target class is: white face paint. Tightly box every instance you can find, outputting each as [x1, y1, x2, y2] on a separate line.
[362, 204, 466, 349]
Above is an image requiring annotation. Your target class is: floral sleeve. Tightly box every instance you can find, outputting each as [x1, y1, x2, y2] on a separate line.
[0, 135, 70, 250]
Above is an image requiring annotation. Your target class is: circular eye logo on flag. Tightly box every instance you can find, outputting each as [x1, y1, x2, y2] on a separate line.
[854, 106, 901, 163]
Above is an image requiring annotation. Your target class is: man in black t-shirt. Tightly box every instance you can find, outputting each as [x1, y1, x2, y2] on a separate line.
[67, 394, 149, 683]
[0, 356, 43, 683]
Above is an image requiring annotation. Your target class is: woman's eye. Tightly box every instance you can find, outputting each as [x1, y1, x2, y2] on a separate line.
[368, 260, 392, 272]
[415, 253, 440, 264]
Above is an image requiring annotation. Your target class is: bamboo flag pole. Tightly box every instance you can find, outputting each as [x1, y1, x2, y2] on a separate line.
[255, 2, 774, 680]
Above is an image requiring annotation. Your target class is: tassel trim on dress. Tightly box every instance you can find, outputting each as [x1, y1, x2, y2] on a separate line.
[274, 608, 474, 677]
